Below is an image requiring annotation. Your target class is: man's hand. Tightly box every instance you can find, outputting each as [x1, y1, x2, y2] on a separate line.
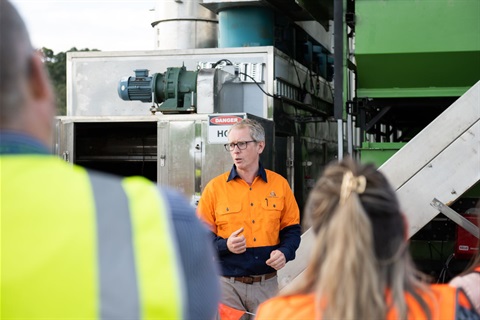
[227, 227, 246, 254]
[266, 250, 286, 270]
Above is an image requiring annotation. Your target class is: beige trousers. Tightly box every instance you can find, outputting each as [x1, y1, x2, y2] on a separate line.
[218, 275, 278, 320]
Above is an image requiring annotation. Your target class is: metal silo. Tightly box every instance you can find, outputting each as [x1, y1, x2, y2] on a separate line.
[152, 0, 218, 50]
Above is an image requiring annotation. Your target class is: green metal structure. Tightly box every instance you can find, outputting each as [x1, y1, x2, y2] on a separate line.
[359, 142, 405, 167]
[355, 0, 480, 98]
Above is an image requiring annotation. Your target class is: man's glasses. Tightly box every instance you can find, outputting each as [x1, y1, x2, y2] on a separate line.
[224, 140, 256, 151]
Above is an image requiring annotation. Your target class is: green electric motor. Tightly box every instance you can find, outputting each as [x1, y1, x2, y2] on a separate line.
[118, 66, 198, 113]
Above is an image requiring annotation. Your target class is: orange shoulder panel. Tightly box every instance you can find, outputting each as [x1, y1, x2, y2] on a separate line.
[255, 294, 316, 320]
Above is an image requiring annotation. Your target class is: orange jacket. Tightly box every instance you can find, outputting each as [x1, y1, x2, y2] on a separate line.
[255, 284, 478, 320]
[197, 165, 300, 276]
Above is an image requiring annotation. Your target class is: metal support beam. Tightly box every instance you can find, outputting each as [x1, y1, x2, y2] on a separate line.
[430, 198, 479, 239]
[337, 119, 344, 160]
[334, 0, 345, 159]
[365, 106, 391, 132]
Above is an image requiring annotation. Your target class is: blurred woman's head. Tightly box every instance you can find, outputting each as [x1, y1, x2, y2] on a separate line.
[305, 157, 405, 263]
[293, 157, 427, 320]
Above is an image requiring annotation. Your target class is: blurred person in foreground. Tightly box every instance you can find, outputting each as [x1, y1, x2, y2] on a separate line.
[449, 204, 480, 314]
[255, 157, 479, 320]
[0, 0, 220, 318]
[197, 119, 301, 319]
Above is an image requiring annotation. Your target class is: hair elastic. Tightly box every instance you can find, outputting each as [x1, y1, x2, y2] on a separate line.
[340, 171, 367, 205]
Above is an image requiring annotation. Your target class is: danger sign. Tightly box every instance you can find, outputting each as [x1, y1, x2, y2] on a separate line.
[208, 114, 245, 144]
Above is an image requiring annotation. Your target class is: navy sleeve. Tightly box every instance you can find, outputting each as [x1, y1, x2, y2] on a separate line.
[278, 224, 301, 261]
[161, 188, 221, 320]
[207, 231, 231, 256]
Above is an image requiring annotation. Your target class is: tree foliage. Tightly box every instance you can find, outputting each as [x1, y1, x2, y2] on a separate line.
[41, 47, 99, 115]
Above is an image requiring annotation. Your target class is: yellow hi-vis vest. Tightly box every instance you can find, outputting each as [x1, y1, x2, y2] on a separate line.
[1, 155, 185, 319]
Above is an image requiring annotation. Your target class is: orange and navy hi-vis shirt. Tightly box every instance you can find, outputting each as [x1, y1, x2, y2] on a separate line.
[197, 163, 301, 277]
[255, 284, 480, 320]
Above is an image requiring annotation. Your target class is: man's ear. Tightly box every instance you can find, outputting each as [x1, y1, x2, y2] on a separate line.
[23, 51, 56, 148]
[28, 52, 54, 101]
[257, 140, 265, 154]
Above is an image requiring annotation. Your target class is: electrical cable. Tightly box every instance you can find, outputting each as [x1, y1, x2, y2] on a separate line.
[212, 58, 267, 95]
[326, 80, 334, 102]
[212, 59, 233, 68]
[238, 72, 279, 99]
[437, 253, 455, 283]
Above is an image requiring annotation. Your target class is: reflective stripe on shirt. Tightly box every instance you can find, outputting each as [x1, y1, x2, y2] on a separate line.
[89, 172, 140, 319]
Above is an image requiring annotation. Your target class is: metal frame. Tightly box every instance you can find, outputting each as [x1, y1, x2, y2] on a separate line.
[430, 198, 479, 239]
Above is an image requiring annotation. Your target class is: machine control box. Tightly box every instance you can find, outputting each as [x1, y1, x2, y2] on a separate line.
[455, 213, 479, 259]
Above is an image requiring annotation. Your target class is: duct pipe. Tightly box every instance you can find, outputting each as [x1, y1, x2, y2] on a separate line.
[152, 0, 218, 50]
[218, 6, 274, 48]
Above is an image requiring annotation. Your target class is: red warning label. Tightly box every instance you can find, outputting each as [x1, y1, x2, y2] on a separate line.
[209, 115, 243, 125]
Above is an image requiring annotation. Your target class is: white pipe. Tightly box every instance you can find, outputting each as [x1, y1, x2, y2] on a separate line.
[337, 119, 344, 160]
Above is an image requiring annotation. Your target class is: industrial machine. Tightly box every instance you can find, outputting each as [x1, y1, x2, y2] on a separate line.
[351, 0, 480, 279]
[56, 0, 336, 212]
[55, 0, 479, 287]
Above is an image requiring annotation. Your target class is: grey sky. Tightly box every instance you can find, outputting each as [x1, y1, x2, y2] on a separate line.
[11, 0, 157, 52]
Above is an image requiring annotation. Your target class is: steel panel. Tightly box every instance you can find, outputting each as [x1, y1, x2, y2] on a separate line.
[159, 120, 197, 197]
[67, 47, 276, 118]
[54, 117, 74, 163]
[395, 120, 480, 237]
[67, 47, 331, 120]
[54, 113, 273, 204]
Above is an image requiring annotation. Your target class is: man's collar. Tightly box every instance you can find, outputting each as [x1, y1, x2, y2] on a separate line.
[0, 130, 51, 155]
[227, 162, 268, 183]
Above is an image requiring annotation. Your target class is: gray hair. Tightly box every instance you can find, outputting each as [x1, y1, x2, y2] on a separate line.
[0, 0, 33, 127]
[228, 118, 265, 142]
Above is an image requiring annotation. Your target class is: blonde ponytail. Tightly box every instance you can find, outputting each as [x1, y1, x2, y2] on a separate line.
[284, 158, 432, 320]
[313, 187, 384, 319]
